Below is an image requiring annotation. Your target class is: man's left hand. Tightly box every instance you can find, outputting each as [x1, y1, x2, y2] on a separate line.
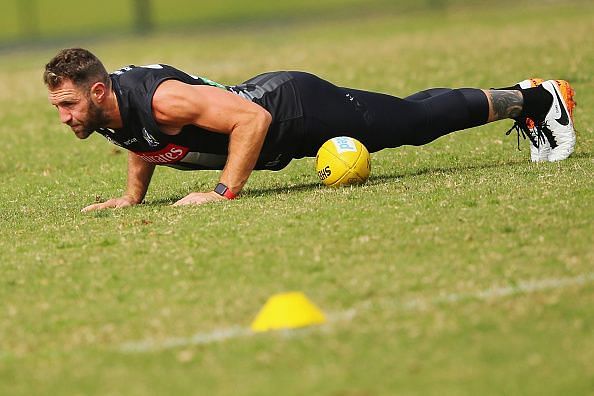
[173, 191, 228, 206]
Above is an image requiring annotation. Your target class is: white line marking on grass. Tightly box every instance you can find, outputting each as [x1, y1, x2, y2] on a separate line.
[400, 272, 594, 311]
[118, 273, 594, 353]
[119, 326, 252, 353]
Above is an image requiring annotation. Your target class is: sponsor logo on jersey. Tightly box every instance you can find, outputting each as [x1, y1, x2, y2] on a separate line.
[332, 137, 357, 153]
[142, 128, 160, 147]
[105, 135, 124, 148]
[124, 137, 138, 146]
[134, 144, 189, 164]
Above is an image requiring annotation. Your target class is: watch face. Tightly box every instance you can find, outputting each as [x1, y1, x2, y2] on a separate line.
[214, 183, 227, 196]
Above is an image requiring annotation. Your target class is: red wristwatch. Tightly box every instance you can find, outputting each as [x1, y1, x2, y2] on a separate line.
[214, 183, 237, 200]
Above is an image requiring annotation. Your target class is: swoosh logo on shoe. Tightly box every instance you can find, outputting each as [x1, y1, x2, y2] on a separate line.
[553, 87, 569, 126]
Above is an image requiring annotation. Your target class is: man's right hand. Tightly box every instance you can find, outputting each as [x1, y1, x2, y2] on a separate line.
[82, 152, 155, 213]
[81, 195, 139, 212]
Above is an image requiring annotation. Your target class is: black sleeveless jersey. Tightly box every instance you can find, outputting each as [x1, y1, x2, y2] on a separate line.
[96, 65, 305, 171]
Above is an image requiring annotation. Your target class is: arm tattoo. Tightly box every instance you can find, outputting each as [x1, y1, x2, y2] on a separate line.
[488, 90, 523, 120]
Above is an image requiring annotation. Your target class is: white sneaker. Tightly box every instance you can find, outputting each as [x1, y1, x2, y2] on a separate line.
[539, 80, 576, 161]
[517, 78, 550, 162]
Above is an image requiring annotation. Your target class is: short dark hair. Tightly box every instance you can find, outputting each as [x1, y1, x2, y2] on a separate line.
[44, 48, 110, 90]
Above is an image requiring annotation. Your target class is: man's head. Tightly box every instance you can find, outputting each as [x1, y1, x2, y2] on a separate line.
[44, 48, 112, 139]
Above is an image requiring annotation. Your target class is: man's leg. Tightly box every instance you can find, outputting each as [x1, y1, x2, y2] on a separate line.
[292, 72, 491, 155]
[291, 72, 575, 161]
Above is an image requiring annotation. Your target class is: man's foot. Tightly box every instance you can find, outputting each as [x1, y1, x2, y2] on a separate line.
[506, 79, 576, 162]
[539, 79, 576, 161]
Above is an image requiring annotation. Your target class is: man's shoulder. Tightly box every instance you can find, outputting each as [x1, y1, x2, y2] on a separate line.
[113, 64, 197, 111]
[112, 64, 184, 85]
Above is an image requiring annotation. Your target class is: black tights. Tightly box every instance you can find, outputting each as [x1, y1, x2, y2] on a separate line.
[290, 72, 489, 157]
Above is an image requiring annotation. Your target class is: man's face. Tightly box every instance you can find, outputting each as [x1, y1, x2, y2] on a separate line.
[48, 79, 109, 139]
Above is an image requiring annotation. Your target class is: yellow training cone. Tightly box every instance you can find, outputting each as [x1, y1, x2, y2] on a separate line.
[250, 292, 327, 332]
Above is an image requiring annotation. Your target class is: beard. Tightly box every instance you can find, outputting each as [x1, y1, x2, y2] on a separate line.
[76, 100, 111, 139]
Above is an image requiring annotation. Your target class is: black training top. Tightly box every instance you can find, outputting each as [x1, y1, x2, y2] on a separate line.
[96, 65, 304, 171]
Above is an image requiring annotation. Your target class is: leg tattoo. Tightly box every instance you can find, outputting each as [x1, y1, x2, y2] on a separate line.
[487, 90, 524, 121]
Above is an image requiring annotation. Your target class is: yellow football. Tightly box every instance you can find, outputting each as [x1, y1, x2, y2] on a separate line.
[315, 136, 371, 187]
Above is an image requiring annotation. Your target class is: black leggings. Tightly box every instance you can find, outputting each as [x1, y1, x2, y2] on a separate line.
[290, 72, 489, 157]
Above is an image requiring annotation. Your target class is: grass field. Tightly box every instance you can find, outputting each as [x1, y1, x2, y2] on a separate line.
[0, 0, 447, 42]
[1, 1, 593, 395]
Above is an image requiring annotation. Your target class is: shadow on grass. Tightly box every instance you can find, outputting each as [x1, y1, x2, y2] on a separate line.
[146, 151, 591, 205]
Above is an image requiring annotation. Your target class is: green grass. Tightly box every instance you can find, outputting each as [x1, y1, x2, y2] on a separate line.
[0, 0, 455, 42]
[1, 1, 594, 395]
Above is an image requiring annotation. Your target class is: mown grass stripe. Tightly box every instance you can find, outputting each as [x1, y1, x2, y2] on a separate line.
[119, 272, 594, 353]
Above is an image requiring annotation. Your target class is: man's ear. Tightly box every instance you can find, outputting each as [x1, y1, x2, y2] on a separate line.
[90, 82, 107, 103]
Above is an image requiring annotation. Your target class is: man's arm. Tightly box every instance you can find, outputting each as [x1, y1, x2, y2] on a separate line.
[81, 152, 155, 212]
[151, 80, 272, 206]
